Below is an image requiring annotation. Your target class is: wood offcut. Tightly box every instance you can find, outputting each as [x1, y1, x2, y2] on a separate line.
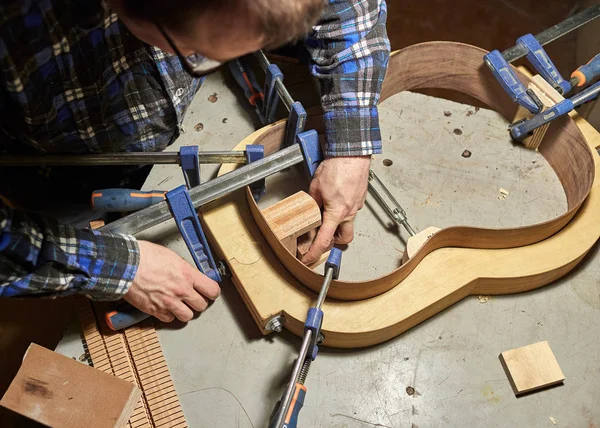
[1, 343, 141, 428]
[500, 341, 565, 395]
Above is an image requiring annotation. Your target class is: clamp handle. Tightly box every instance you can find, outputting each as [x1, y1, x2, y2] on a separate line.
[166, 185, 221, 282]
[91, 189, 166, 212]
[572, 53, 600, 87]
[228, 58, 266, 123]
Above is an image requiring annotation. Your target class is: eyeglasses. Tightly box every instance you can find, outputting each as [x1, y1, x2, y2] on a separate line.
[156, 22, 223, 78]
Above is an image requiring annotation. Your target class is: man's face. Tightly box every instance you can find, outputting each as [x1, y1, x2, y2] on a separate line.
[112, 3, 265, 63]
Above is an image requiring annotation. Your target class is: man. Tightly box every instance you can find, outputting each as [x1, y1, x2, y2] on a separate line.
[0, 0, 390, 323]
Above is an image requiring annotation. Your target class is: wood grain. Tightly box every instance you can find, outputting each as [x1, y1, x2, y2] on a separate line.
[401, 226, 441, 264]
[240, 43, 595, 301]
[261, 191, 321, 255]
[77, 300, 187, 427]
[0, 343, 141, 428]
[201, 42, 600, 348]
[500, 341, 565, 395]
[512, 75, 565, 150]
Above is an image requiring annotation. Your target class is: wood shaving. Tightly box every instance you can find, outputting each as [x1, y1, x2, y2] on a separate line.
[478, 295, 491, 303]
[549, 416, 557, 425]
[498, 188, 509, 200]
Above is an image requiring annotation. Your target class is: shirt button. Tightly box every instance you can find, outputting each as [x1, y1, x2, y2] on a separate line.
[175, 88, 184, 97]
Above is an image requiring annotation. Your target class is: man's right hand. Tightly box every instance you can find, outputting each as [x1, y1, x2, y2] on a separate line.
[123, 240, 220, 323]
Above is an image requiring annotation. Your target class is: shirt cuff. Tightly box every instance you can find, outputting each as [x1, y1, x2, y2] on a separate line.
[82, 231, 140, 301]
[323, 107, 383, 157]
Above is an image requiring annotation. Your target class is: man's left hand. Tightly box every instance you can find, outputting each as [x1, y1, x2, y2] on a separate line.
[299, 156, 371, 265]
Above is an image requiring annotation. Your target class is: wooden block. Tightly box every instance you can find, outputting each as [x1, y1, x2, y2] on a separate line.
[1, 343, 141, 428]
[261, 191, 321, 256]
[500, 341, 565, 395]
[401, 226, 441, 264]
[89, 219, 106, 230]
[512, 75, 565, 150]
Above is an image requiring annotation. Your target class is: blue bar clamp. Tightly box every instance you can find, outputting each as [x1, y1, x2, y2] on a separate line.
[106, 184, 221, 330]
[485, 34, 572, 113]
[304, 248, 342, 361]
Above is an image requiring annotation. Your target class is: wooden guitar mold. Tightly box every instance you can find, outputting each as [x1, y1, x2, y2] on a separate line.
[201, 42, 600, 348]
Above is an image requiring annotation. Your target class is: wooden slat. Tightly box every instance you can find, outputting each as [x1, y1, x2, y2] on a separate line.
[77, 299, 187, 427]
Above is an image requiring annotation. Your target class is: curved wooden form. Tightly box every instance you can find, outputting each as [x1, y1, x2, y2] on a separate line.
[240, 42, 595, 301]
[201, 42, 600, 348]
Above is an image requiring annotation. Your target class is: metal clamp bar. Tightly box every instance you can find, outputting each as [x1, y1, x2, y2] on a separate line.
[503, 3, 600, 63]
[100, 144, 305, 235]
[0, 151, 247, 167]
[273, 248, 342, 428]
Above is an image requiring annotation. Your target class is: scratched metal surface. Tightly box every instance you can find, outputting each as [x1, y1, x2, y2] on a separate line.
[58, 69, 600, 427]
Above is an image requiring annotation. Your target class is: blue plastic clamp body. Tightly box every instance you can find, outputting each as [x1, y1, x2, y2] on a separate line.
[325, 248, 342, 279]
[304, 307, 323, 362]
[245, 145, 266, 201]
[264, 64, 284, 123]
[517, 34, 571, 95]
[166, 185, 221, 282]
[484, 50, 542, 114]
[284, 102, 307, 148]
[510, 98, 575, 141]
[297, 130, 322, 178]
[180, 146, 201, 188]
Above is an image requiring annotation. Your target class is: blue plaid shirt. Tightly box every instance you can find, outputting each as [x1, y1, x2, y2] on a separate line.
[0, 0, 389, 300]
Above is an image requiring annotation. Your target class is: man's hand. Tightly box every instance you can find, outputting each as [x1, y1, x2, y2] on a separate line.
[300, 156, 371, 265]
[123, 240, 220, 323]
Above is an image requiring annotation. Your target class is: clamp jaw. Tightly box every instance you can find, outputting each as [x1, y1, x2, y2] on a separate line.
[485, 33, 571, 114]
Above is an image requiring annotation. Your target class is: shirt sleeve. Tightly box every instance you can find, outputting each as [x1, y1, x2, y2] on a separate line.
[306, 0, 391, 157]
[0, 198, 140, 300]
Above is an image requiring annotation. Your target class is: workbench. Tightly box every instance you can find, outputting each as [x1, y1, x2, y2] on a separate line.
[57, 69, 600, 427]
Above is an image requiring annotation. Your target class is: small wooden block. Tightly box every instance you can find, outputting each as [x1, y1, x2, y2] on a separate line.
[1, 343, 141, 428]
[500, 341, 565, 395]
[89, 219, 105, 230]
[402, 226, 441, 264]
[262, 191, 321, 256]
[512, 75, 565, 150]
